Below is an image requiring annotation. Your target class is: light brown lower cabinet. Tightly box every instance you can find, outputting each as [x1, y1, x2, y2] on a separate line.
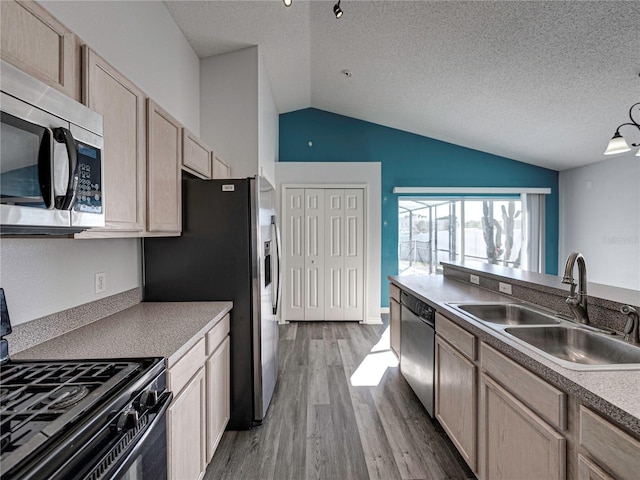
[435, 335, 477, 471]
[579, 406, 640, 480]
[479, 373, 566, 480]
[167, 367, 207, 480]
[206, 334, 230, 462]
[167, 315, 231, 480]
[389, 295, 401, 357]
[577, 454, 614, 480]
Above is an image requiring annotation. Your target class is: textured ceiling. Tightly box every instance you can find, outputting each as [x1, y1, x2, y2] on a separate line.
[164, 0, 640, 171]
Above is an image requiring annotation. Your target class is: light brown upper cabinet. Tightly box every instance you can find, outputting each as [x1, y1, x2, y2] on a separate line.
[212, 152, 231, 179]
[182, 128, 212, 179]
[80, 46, 146, 235]
[147, 100, 182, 234]
[1, 0, 81, 101]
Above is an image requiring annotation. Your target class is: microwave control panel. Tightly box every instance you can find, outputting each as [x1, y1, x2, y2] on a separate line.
[74, 142, 102, 214]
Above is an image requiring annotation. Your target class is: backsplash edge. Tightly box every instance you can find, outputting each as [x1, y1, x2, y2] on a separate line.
[8, 288, 141, 355]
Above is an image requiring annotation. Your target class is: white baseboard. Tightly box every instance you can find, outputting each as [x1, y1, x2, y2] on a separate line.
[379, 307, 390, 314]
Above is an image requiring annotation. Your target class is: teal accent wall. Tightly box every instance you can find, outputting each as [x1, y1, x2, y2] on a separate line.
[279, 108, 559, 307]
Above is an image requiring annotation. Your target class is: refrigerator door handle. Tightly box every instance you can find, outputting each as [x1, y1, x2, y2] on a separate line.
[271, 215, 281, 316]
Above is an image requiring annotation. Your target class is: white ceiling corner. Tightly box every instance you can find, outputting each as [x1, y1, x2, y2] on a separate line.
[164, 0, 640, 171]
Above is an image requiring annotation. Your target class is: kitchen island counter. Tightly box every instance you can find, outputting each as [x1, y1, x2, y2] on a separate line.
[13, 301, 232, 367]
[389, 274, 640, 437]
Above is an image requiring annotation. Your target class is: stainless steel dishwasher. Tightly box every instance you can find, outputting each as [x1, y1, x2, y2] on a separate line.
[400, 290, 436, 417]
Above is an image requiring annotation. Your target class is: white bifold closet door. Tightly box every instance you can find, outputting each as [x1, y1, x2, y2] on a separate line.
[284, 188, 364, 321]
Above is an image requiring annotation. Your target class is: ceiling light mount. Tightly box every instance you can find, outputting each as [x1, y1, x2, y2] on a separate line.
[282, 0, 344, 19]
[341, 69, 351, 78]
[604, 102, 640, 156]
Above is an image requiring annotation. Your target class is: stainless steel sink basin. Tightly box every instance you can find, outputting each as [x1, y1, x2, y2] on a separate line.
[451, 303, 560, 326]
[505, 326, 640, 366]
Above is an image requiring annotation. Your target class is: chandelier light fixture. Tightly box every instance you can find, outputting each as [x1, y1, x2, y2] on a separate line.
[604, 101, 640, 157]
[282, 0, 292, 7]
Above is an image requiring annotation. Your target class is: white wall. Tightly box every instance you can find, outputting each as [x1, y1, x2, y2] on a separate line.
[275, 162, 382, 324]
[0, 238, 140, 325]
[559, 155, 640, 290]
[200, 46, 279, 185]
[200, 47, 259, 179]
[0, 1, 200, 326]
[258, 51, 279, 186]
[40, 0, 200, 132]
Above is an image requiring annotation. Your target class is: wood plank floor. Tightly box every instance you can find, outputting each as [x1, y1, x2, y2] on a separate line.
[204, 318, 476, 480]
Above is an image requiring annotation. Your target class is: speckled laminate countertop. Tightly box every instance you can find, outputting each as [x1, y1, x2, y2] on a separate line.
[13, 301, 233, 368]
[389, 274, 640, 437]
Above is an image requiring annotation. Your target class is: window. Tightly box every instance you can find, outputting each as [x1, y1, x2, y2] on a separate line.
[399, 196, 543, 275]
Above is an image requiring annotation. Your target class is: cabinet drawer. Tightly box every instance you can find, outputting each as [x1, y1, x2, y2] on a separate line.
[168, 337, 206, 395]
[481, 343, 566, 431]
[579, 407, 640, 480]
[436, 313, 476, 361]
[206, 314, 230, 356]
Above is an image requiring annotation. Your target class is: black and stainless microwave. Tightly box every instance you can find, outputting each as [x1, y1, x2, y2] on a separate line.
[0, 60, 104, 234]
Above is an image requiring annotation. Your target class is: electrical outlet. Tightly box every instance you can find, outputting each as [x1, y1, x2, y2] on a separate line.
[95, 272, 106, 294]
[499, 282, 512, 295]
[470, 274, 480, 285]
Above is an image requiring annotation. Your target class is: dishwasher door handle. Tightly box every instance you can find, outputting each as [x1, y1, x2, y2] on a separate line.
[419, 315, 435, 329]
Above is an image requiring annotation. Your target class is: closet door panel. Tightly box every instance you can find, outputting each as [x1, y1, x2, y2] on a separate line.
[304, 189, 325, 320]
[284, 189, 305, 320]
[325, 190, 345, 320]
[343, 189, 364, 321]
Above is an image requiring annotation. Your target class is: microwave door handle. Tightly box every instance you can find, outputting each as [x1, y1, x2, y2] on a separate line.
[38, 127, 55, 209]
[52, 127, 79, 210]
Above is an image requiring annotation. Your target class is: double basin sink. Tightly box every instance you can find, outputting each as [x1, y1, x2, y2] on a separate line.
[448, 302, 640, 370]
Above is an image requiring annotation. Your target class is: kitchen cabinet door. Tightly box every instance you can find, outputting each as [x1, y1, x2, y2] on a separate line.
[212, 152, 231, 179]
[80, 46, 146, 234]
[577, 454, 614, 480]
[435, 335, 477, 471]
[479, 373, 565, 480]
[167, 367, 207, 480]
[147, 99, 182, 234]
[579, 406, 640, 480]
[183, 128, 212, 179]
[206, 336, 230, 462]
[1, 0, 81, 101]
[389, 296, 401, 357]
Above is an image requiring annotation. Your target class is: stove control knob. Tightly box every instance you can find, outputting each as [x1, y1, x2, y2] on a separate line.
[137, 390, 159, 409]
[115, 409, 139, 432]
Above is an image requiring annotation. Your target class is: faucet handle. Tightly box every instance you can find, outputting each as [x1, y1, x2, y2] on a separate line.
[621, 305, 639, 340]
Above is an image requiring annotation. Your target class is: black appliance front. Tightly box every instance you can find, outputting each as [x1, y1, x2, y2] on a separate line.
[143, 178, 257, 429]
[0, 357, 170, 480]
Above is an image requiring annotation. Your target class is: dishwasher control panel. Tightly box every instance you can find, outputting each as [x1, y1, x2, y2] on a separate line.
[401, 291, 435, 323]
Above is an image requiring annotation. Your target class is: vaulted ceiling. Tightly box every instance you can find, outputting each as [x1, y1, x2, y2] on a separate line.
[164, 0, 640, 171]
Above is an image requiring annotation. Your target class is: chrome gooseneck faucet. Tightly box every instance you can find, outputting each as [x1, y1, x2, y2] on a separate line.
[561, 252, 590, 324]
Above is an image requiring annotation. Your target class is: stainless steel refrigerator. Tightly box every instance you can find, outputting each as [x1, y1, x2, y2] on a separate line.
[143, 176, 280, 429]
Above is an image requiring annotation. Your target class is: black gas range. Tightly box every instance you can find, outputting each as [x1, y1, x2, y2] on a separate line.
[0, 290, 172, 480]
